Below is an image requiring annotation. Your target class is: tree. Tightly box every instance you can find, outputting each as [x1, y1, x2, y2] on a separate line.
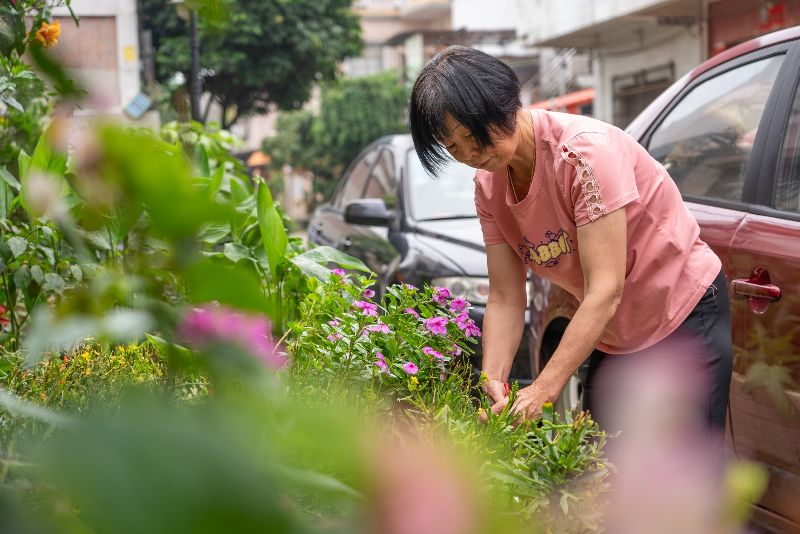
[139, 0, 363, 128]
[264, 71, 409, 186]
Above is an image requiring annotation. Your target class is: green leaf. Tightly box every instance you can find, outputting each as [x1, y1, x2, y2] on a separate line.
[289, 246, 371, 280]
[18, 150, 31, 179]
[43, 272, 65, 295]
[223, 242, 253, 263]
[0, 166, 21, 190]
[38, 245, 55, 265]
[13, 264, 31, 290]
[194, 143, 211, 177]
[184, 258, 269, 313]
[70, 264, 83, 282]
[230, 177, 251, 205]
[29, 130, 68, 177]
[256, 182, 287, 276]
[0, 181, 10, 220]
[85, 230, 113, 251]
[2, 94, 22, 112]
[30, 264, 44, 285]
[7, 236, 27, 258]
[208, 166, 225, 199]
[0, 388, 72, 426]
[198, 222, 230, 244]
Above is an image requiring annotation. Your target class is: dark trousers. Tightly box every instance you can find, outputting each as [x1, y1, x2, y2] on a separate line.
[582, 269, 733, 433]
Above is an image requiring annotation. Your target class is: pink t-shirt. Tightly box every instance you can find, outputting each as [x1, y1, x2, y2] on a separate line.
[474, 109, 721, 354]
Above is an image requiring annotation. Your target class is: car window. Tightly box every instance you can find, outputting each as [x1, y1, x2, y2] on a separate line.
[335, 148, 379, 208]
[407, 150, 477, 220]
[647, 55, 784, 203]
[363, 150, 398, 207]
[775, 82, 800, 214]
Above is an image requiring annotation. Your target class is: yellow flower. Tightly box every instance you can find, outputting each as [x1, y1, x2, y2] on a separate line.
[34, 20, 61, 48]
[83, 366, 92, 376]
[81, 351, 91, 361]
[477, 407, 486, 418]
[408, 376, 419, 391]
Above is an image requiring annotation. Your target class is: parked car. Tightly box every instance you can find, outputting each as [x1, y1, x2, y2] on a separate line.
[308, 134, 531, 380]
[527, 26, 800, 531]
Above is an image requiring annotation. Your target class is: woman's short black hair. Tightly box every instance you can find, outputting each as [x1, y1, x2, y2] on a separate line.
[409, 45, 522, 176]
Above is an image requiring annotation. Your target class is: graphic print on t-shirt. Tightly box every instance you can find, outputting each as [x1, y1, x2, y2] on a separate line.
[517, 229, 574, 268]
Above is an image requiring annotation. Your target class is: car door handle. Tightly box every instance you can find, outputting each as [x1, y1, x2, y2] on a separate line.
[731, 267, 781, 301]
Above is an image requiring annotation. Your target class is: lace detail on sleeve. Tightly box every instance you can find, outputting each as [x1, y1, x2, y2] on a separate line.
[560, 143, 606, 222]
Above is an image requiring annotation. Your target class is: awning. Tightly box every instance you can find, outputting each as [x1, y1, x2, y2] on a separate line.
[529, 88, 595, 111]
[247, 150, 271, 167]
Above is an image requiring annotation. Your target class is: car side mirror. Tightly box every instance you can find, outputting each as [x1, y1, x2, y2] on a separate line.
[344, 199, 393, 226]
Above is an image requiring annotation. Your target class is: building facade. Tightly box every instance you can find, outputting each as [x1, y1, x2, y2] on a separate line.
[51, 0, 142, 118]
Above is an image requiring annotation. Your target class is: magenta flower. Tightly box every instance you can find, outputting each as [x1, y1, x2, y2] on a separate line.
[423, 346, 445, 360]
[374, 352, 389, 373]
[354, 300, 378, 317]
[404, 283, 417, 291]
[332, 268, 346, 277]
[363, 322, 390, 335]
[178, 305, 285, 369]
[363, 288, 376, 299]
[455, 311, 470, 327]
[327, 333, 343, 342]
[464, 322, 482, 338]
[328, 319, 340, 327]
[449, 298, 468, 313]
[425, 316, 449, 336]
[450, 344, 462, 356]
[433, 286, 451, 305]
[403, 362, 419, 375]
[404, 307, 420, 319]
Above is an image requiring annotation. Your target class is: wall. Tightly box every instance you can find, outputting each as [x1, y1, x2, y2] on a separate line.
[594, 26, 700, 125]
[51, 0, 140, 114]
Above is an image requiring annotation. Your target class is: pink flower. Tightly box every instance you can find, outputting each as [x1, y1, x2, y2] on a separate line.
[403, 362, 418, 375]
[463, 322, 482, 338]
[327, 333, 343, 342]
[423, 346, 444, 360]
[363, 322, 391, 335]
[328, 319, 340, 327]
[404, 307, 420, 318]
[449, 298, 468, 313]
[404, 283, 417, 291]
[332, 268, 346, 277]
[433, 287, 451, 305]
[178, 305, 285, 369]
[425, 316, 449, 336]
[450, 344, 462, 356]
[354, 300, 378, 317]
[374, 352, 389, 373]
[455, 311, 470, 327]
[363, 289, 376, 299]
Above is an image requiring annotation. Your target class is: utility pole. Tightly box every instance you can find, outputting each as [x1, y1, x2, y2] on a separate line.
[188, 8, 201, 122]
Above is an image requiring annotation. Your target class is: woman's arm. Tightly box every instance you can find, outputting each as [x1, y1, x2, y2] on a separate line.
[481, 242, 527, 403]
[493, 207, 628, 421]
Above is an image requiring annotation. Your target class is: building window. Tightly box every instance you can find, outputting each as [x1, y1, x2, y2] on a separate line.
[612, 63, 675, 128]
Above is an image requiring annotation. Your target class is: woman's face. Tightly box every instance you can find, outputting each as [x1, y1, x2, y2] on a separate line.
[441, 113, 519, 173]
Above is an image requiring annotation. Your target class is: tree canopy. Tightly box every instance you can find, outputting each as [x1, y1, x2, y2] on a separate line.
[264, 71, 409, 185]
[139, 0, 363, 128]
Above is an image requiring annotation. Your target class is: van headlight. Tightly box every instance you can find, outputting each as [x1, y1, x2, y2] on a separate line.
[430, 276, 532, 306]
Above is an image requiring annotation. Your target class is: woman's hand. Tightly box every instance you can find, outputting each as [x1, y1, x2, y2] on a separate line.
[481, 378, 507, 405]
[483, 381, 551, 425]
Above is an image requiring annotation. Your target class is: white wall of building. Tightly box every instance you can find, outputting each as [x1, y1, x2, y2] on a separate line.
[52, 0, 141, 114]
[520, 0, 691, 44]
[594, 26, 701, 123]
